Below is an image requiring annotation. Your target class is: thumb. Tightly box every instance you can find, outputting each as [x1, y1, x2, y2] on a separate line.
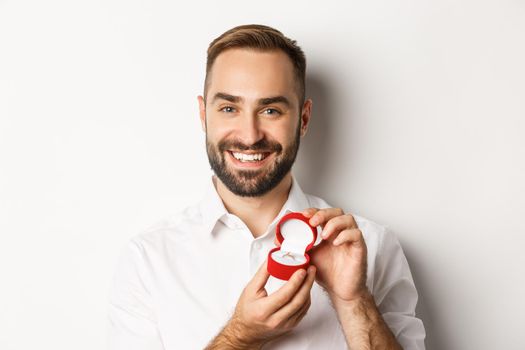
[246, 258, 271, 296]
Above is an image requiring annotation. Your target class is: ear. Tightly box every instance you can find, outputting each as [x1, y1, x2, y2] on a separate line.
[299, 98, 313, 137]
[197, 95, 206, 132]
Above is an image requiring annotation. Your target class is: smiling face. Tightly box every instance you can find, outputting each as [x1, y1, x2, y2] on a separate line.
[198, 48, 311, 197]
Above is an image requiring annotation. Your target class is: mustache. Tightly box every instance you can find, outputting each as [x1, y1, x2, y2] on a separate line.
[218, 138, 283, 153]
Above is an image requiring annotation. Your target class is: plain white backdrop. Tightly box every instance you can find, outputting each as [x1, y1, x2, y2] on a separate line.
[1, 0, 524, 349]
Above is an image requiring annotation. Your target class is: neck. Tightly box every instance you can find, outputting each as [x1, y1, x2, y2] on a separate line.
[214, 173, 293, 238]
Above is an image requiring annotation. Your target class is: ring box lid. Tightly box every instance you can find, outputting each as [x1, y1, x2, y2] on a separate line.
[275, 212, 317, 256]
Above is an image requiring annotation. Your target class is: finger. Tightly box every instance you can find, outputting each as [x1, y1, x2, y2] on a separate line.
[271, 265, 316, 321]
[246, 258, 271, 295]
[270, 268, 314, 329]
[332, 228, 365, 246]
[320, 214, 357, 240]
[302, 207, 319, 218]
[274, 236, 281, 247]
[308, 207, 345, 227]
[262, 268, 308, 313]
[285, 296, 311, 328]
[266, 296, 310, 332]
[279, 294, 310, 330]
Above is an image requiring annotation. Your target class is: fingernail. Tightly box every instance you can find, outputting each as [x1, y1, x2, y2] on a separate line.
[298, 269, 307, 278]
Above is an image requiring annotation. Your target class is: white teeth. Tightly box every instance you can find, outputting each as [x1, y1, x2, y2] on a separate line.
[232, 152, 266, 162]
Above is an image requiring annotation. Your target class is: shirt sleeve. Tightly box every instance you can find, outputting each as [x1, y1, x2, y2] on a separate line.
[107, 239, 165, 350]
[372, 228, 426, 350]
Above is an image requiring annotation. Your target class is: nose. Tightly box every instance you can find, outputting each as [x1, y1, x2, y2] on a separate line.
[237, 113, 264, 147]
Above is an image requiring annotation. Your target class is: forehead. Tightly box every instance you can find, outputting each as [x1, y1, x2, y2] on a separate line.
[207, 48, 299, 106]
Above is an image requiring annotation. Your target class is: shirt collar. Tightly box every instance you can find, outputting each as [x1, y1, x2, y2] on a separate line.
[199, 174, 310, 236]
[199, 176, 229, 234]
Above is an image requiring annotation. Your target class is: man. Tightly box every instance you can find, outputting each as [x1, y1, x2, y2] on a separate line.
[108, 24, 425, 349]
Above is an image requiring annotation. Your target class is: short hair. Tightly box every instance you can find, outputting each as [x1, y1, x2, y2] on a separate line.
[204, 24, 306, 106]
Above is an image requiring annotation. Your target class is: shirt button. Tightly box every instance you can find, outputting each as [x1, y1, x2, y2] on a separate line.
[253, 241, 262, 250]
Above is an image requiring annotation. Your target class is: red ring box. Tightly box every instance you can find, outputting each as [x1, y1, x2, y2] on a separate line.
[267, 212, 318, 281]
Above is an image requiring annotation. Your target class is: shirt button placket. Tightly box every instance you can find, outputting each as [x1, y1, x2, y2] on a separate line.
[249, 239, 265, 275]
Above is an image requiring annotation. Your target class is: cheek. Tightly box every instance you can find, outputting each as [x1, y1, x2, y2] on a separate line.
[272, 123, 298, 145]
[206, 120, 232, 142]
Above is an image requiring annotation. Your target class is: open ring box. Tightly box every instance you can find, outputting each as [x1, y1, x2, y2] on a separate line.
[267, 212, 318, 281]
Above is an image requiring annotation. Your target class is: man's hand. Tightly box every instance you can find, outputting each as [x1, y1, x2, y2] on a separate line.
[303, 207, 368, 303]
[205, 259, 316, 350]
[294, 208, 401, 349]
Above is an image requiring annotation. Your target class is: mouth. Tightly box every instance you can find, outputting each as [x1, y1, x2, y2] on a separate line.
[226, 150, 273, 168]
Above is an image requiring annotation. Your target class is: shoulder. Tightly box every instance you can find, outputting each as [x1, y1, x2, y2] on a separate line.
[126, 202, 203, 257]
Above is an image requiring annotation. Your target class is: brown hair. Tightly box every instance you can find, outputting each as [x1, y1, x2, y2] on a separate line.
[204, 24, 306, 105]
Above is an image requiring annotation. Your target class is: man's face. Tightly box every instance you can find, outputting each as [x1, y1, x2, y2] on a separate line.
[198, 48, 311, 197]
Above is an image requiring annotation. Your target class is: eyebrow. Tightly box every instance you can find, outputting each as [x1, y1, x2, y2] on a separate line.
[212, 92, 242, 104]
[258, 96, 290, 107]
[212, 92, 291, 108]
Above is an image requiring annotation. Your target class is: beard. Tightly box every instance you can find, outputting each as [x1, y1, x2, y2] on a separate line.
[206, 126, 300, 197]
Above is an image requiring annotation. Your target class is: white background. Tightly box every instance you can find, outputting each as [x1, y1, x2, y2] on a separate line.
[1, 1, 524, 349]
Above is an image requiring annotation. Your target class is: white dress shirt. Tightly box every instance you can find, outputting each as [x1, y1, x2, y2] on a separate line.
[107, 175, 426, 349]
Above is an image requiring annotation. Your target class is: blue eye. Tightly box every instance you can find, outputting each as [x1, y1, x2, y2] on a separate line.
[220, 106, 235, 113]
[263, 108, 280, 116]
